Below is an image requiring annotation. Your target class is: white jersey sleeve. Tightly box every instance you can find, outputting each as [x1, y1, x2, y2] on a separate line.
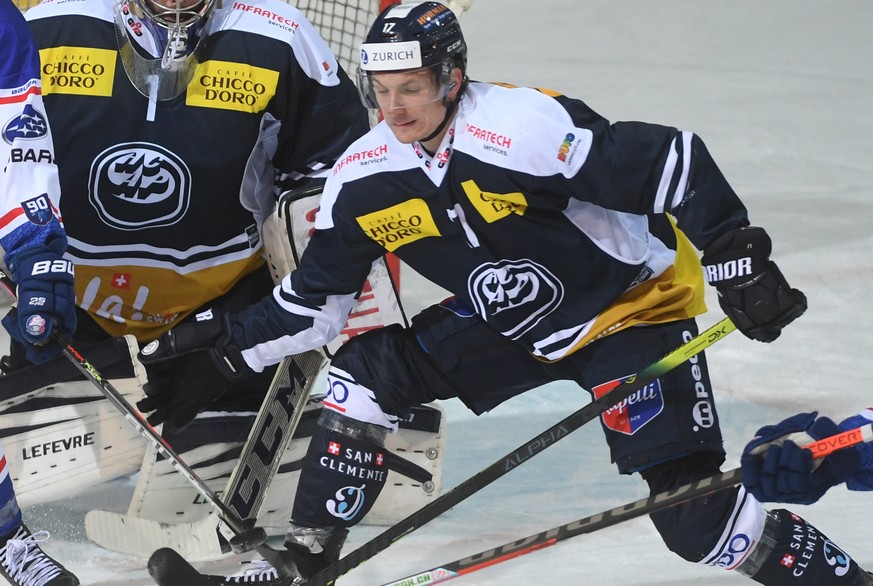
[0, 1, 65, 270]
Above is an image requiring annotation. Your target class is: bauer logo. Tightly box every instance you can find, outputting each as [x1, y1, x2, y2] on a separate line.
[38, 47, 115, 97]
[468, 259, 563, 339]
[461, 179, 527, 223]
[186, 60, 278, 113]
[89, 142, 191, 229]
[2, 104, 48, 144]
[356, 199, 440, 252]
[593, 377, 664, 435]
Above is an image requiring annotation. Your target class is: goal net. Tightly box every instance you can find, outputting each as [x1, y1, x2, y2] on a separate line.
[296, 0, 398, 81]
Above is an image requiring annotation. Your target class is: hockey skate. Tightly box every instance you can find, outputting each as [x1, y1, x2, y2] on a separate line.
[206, 526, 348, 585]
[0, 524, 79, 586]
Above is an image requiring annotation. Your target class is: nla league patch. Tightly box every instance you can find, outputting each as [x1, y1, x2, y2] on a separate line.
[593, 376, 664, 435]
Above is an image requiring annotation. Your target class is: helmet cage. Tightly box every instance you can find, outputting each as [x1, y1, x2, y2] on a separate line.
[114, 0, 215, 101]
[133, 0, 214, 29]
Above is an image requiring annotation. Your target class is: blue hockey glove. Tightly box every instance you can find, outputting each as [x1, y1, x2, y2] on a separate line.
[136, 309, 253, 431]
[741, 411, 860, 504]
[837, 409, 873, 492]
[701, 226, 806, 342]
[1, 239, 76, 363]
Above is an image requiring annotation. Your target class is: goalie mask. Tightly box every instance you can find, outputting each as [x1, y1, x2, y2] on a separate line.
[114, 0, 216, 101]
[358, 1, 468, 111]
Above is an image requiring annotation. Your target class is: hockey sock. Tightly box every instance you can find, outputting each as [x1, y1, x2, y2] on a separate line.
[291, 412, 389, 528]
[745, 509, 868, 585]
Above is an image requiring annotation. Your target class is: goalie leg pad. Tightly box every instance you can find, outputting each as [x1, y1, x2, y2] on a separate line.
[0, 335, 147, 507]
[110, 395, 444, 526]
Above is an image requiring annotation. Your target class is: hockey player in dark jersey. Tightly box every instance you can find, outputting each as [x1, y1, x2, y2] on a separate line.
[0, 0, 79, 583]
[4, 0, 369, 408]
[0, 0, 369, 568]
[135, 2, 872, 584]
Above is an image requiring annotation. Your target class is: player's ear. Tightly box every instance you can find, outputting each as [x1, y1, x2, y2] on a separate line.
[447, 67, 464, 100]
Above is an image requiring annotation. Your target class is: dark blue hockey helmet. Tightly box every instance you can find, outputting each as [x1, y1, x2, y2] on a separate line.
[358, 1, 468, 109]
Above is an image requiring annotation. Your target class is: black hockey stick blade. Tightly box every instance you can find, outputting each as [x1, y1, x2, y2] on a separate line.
[149, 548, 212, 586]
[228, 523, 267, 554]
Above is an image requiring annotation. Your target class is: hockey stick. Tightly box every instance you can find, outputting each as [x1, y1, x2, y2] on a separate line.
[83, 350, 325, 561]
[0, 273, 280, 556]
[147, 316, 738, 584]
[379, 422, 873, 586]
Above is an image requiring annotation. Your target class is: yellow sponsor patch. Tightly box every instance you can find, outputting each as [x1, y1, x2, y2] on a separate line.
[39, 47, 116, 97]
[461, 179, 527, 223]
[186, 60, 278, 113]
[356, 199, 440, 252]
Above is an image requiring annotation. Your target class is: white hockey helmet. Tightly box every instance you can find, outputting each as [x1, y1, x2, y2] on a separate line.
[114, 0, 217, 101]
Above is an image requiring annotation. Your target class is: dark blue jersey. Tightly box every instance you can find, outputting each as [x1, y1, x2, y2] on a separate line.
[231, 82, 749, 370]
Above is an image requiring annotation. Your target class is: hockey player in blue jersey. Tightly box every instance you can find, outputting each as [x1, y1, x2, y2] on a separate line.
[0, 0, 79, 583]
[136, 2, 872, 584]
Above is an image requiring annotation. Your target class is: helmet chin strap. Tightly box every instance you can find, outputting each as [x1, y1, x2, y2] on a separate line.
[418, 97, 459, 146]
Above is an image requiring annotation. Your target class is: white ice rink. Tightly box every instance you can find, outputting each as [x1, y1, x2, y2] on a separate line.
[9, 0, 873, 584]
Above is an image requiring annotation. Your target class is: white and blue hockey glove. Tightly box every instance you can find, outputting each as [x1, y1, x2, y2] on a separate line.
[701, 226, 806, 342]
[741, 411, 867, 505]
[136, 309, 253, 430]
[1, 238, 76, 363]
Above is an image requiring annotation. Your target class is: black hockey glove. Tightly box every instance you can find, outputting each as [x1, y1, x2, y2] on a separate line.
[701, 226, 806, 343]
[136, 310, 253, 431]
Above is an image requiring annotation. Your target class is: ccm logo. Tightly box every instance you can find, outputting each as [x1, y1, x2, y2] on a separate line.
[30, 259, 74, 277]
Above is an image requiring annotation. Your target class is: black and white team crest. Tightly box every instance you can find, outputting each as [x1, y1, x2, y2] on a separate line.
[468, 259, 563, 339]
[89, 142, 191, 230]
